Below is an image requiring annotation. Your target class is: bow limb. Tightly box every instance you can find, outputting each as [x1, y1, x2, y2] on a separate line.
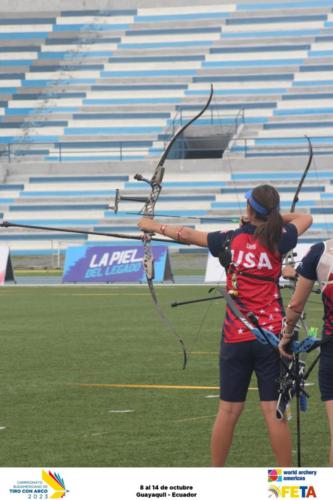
[139, 85, 214, 369]
[155, 83, 214, 172]
[284, 136, 313, 272]
[289, 136, 313, 215]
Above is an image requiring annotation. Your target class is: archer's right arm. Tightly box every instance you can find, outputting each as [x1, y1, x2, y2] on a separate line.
[282, 212, 313, 237]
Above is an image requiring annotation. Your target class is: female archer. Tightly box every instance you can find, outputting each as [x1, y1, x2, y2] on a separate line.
[279, 239, 333, 465]
[138, 184, 312, 466]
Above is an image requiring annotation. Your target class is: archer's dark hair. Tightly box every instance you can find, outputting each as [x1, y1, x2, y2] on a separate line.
[249, 185, 283, 252]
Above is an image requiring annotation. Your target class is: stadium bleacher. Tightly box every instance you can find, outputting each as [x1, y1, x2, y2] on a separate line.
[0, 1, 333, 160]
[0, 0, 332, 257]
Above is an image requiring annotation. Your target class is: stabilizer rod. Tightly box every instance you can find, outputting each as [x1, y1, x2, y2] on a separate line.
[0, 220, 185, 244]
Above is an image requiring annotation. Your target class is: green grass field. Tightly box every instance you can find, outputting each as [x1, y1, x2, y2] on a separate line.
[0, 285, 329, 467]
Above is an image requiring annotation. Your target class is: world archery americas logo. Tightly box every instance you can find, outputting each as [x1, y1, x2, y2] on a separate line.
[268, 469, 283, 482]
[42, 470, 67, 498]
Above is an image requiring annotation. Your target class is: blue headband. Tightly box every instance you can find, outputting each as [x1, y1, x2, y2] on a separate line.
[245, 190, 269, 216]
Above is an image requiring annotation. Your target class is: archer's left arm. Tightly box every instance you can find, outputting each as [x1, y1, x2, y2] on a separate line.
[278, 275, 315, 357]
[138, 218, 208, 247]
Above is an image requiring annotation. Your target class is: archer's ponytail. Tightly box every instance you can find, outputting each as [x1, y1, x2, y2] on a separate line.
[250, 185, 283, 252]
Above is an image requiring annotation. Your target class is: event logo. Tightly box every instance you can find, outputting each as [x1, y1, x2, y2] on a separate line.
[42, 470, 67, 499]
[9, 470, 68, 499]
[268, 469, 283, 482]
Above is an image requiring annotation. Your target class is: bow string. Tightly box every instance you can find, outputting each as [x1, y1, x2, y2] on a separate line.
[283, 136, 313, 335]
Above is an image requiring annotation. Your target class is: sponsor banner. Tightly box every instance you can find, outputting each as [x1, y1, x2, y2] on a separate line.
[62, 245, 172, 283]
[204, 243, 312, 283]
[0, 467, 330, 500]
[0, 245, 15, 285]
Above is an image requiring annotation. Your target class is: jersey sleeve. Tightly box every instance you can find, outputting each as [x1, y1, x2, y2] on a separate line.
[297, 242, 324, 281]
[207, 231, 230, 257]
[278, 223, 298, 254]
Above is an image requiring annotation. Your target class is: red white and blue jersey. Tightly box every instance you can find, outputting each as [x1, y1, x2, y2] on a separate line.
[297, 240, 333, 336]
[208, 223, 298, 343]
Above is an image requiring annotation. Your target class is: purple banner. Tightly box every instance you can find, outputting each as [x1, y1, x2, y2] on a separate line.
[62, 245, 168, 283]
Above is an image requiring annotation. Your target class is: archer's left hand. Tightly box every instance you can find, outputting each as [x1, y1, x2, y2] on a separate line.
[278, 336, 294, 359]
[278, 318, 294, 358]
[138, 217, 159, 233]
